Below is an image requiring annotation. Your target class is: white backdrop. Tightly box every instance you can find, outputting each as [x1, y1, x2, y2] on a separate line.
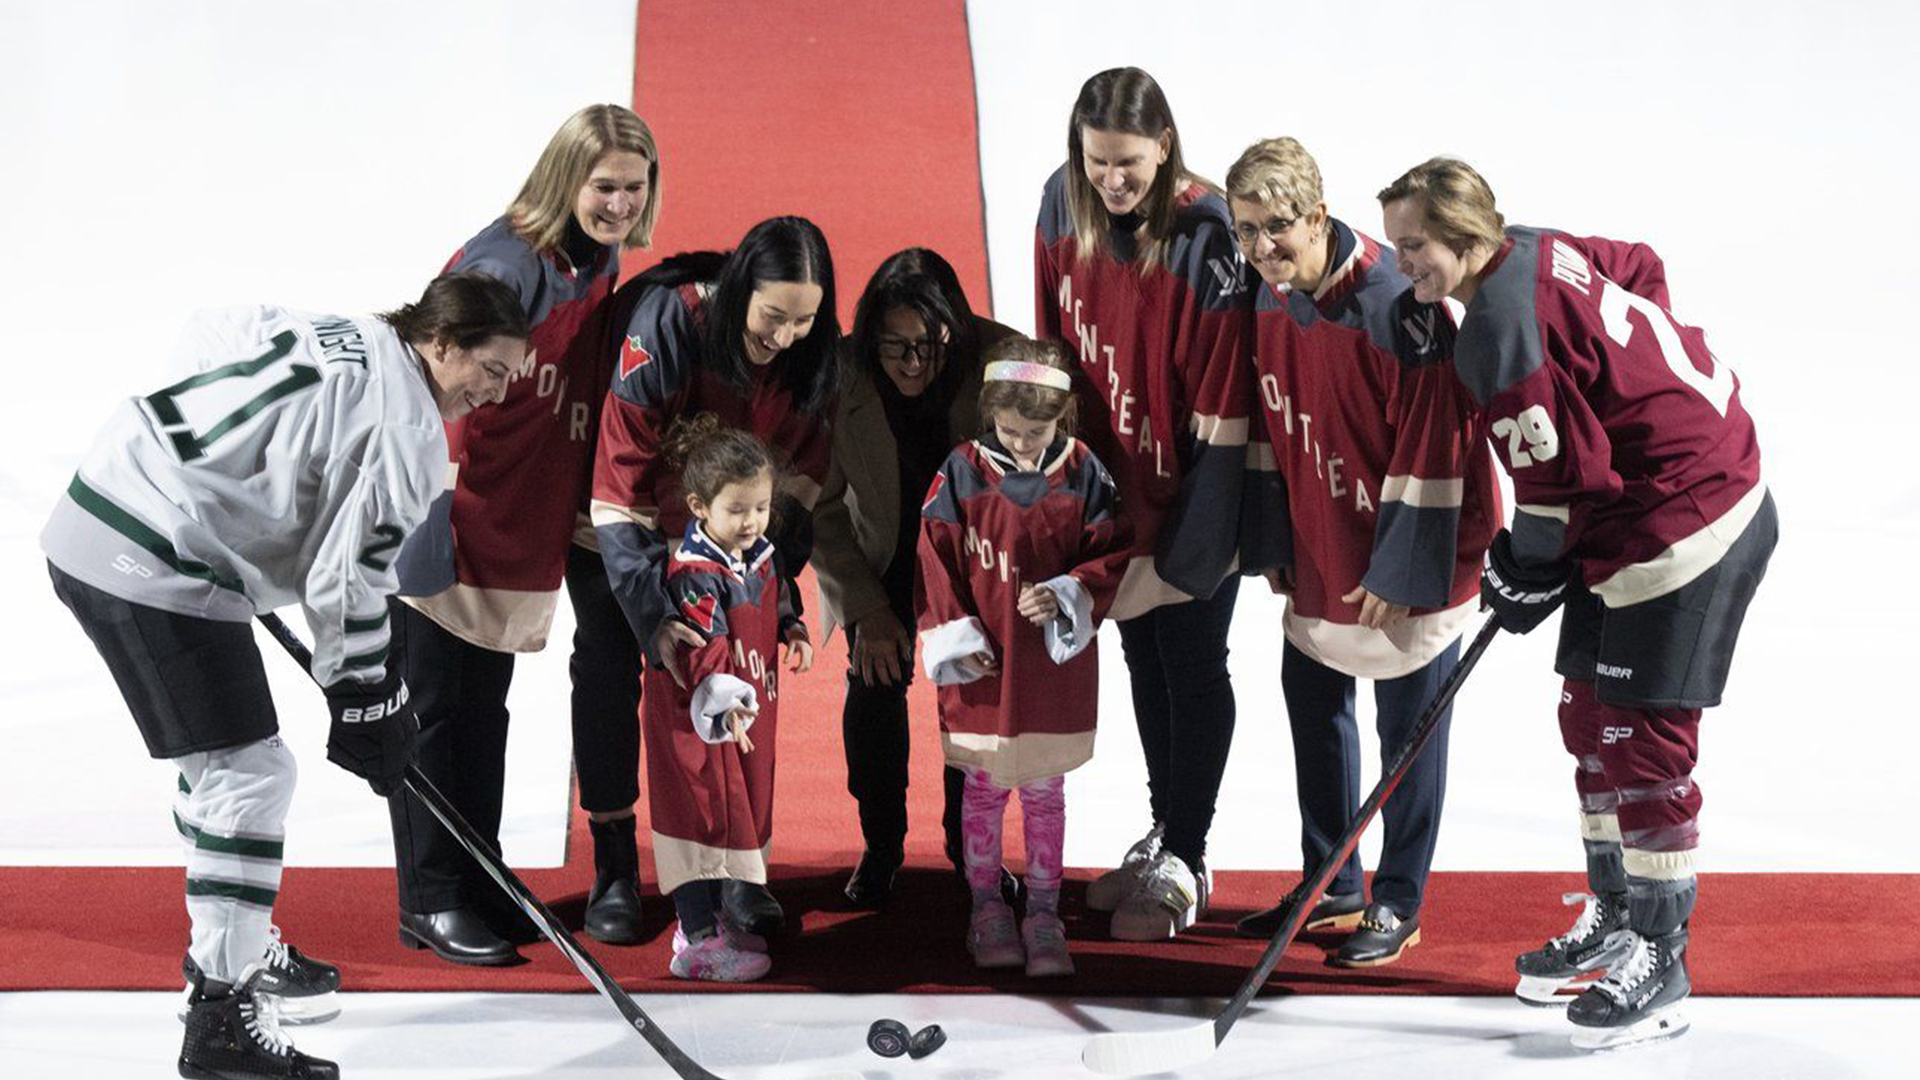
[2, 1, 1915, 877]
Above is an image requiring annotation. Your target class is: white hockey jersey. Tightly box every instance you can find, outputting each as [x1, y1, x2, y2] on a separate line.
[41, 305, 446, 687]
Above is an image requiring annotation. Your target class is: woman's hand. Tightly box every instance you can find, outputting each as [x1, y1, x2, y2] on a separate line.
[783, 622, 815, 674]
[1017, 583, 1060, 626]
[1341, 584, 1408, 630]
[850, 608, 911, 686]
[652, 620, 706, 688]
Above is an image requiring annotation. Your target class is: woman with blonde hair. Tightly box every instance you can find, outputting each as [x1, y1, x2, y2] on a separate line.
[1378, 157, 1776, 1049]
[387, 103, 662, 965]
[1226, 137, 1499, 967]
[1034, 67, 1255, 941]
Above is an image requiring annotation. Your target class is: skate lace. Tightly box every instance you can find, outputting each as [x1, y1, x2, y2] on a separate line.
[263, 924, 292, 972]
[239, 990, 294, 1057]
[1591, 931, 1656, 1002]
[1551, 892, 1603, 948]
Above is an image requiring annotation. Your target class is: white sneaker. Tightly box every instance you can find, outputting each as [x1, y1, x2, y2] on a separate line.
[1085, 822, 1164, 912]
[1109, 851, 1209, 941]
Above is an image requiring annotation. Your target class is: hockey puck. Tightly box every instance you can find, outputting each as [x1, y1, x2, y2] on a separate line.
[907, 1023, 947, 1060]
[867, 1018, 911, 1058]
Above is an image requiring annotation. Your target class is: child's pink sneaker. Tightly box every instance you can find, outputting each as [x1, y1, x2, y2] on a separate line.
[669, 923, 771, 982]
[1022, 910, 1074, 977]
[967, 899, 1024, 969]
[672, 915, 768, 955]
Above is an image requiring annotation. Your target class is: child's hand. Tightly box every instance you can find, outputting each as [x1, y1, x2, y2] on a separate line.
[783, 623, 814, 673]
[965, 650, 998, 678]
[727, 705, 757, 754]
[1017, 583, 1060, 626]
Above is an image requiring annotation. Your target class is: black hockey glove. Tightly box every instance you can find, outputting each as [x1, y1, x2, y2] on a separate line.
[1481, 529, 1571, 635]
[324, 668, 417, 797]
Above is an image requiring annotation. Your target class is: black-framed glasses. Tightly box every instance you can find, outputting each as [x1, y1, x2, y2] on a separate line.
[877, 337, 945, 362]
[1233, 215, 1299, 247]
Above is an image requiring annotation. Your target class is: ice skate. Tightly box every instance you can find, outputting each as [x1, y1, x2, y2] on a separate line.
[178, 973, 338, 1080]
[1567, 928, 1692, 1050]
[1085, 823, 1163, 912]
[181, 927, 341, 1025]
[1515, 891, 1631, 1005]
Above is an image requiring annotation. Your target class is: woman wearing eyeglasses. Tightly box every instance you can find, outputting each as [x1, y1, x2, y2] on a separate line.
[1225, 137, 1500, 966]
[1034, 67, 1255, 941]
[811, 248, 1014, 907]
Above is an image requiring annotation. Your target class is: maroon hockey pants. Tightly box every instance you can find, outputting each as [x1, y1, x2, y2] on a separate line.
[1558, 679, 1702, 853]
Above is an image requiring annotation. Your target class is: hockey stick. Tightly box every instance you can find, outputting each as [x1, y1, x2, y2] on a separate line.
[1081, 617, 1502, 1076]
[257, 612, 861, 1080]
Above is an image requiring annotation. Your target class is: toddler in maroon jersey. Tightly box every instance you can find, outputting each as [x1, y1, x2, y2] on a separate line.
[645, 414, 814, 982]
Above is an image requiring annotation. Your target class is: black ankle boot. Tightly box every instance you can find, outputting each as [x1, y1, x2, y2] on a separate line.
[585, 816, 643, 945]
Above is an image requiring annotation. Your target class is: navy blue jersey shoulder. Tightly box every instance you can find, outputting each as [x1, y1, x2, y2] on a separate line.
[1165, 188, 1249, 311]
[1037, 166, 1072, 244]
[1454, 226, 1547, 404]
[608, 279, 699, 408]
[921, 448, 985, 526]
[455, 217, 613, 326]
[1063, 440, 1119, 522]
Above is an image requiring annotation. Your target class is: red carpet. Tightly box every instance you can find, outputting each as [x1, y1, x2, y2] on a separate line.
[6, 569, 1920, 997]
[6, 0, 1918, 1001]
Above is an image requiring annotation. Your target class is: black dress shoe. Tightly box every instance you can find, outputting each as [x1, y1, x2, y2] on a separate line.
[1235, 888, 1368, 938]
[843, 850, 905, 908]
[585, 876, 643, 944]
[398, 908, 522, 966]
[472, 892, 544, 946]
[1332, 902, 1421, 967]
[722, 880, 785, 938]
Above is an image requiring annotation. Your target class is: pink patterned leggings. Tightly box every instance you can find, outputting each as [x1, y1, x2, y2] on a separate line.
[961, 768, 1065, 911]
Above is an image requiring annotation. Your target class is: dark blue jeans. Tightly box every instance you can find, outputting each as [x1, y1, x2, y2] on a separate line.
[1115, 582, 1239, 869]
[1282, 636, 1459, 918]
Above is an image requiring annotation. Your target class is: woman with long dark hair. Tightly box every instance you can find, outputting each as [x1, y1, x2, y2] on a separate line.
[592, 214, 840, 942]
[1033, 67, 1256, 942]
[811, 247, 1014, 906]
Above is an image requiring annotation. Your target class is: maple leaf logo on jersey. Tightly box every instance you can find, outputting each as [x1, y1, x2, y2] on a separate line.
[619, 335, 653, 381]
[679, 590, 717, 635]
[921, 472, 947, 512]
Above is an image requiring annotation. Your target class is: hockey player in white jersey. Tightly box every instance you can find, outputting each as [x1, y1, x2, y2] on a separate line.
[42, 272, 529, 1080]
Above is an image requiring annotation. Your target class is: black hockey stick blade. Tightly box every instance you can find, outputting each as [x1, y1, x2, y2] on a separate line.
[257, 612, 862, 1080]
[1081, 618, 1501, 1076]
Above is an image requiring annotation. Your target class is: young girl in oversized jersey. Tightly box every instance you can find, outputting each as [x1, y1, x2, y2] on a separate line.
[1034, 67, 1255, 941]
[593, 215, 839, 939]
[647, 414, 813, 983]
[917, 338, 1131, 977]
[387, 105, 663, 964]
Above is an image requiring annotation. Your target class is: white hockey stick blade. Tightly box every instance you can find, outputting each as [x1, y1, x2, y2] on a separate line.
[1569, 1007, 1690, 1052]
[1082, 1020, 1218, 1075]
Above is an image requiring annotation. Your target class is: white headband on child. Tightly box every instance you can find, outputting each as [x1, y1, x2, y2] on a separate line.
[984, 361, 1072, 392]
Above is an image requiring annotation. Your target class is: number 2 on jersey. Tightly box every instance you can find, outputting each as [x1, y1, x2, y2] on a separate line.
[146, 331, 319, 462]
[1599, 282, 1734, 416]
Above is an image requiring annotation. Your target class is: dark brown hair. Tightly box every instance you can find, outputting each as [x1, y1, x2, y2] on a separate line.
[663, 412, 774, 504]
[978, 336, 1077, 437]
[379, 271, 532, 349]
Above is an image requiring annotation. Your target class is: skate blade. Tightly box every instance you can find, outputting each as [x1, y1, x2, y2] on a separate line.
[1516, 973, 1600, 1007]
[1570, 1006, 1690, 1051]
[177, 988, 340, 1025]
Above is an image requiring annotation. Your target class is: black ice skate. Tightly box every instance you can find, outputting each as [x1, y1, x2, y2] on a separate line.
[182, 927, 342, 1025]
[178, 974, 340, 1080]
[1514, 891, 1631, 1005]
[1566, 928, 1691, 1051]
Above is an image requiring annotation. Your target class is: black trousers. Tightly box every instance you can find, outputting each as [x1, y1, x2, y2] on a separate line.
[1114, 581, 1240, 869]
[385, 600, 515, 914]
[566, 545, 644, 813]
[1283, 637, 1458, 918]
[841, 567, 964, 865]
